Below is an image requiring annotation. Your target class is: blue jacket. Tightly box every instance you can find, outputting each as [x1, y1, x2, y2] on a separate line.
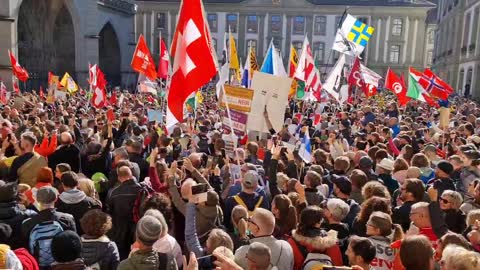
[361, 112, 376, 126]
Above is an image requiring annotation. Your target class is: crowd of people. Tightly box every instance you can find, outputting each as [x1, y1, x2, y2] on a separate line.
[0, 89, 480, 270]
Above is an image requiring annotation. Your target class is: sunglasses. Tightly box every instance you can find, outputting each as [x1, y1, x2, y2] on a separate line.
[247, 217, 259, 228]
[439, 197, 451, 204]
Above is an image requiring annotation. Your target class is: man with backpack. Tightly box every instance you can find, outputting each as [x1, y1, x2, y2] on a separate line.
[55, 171, 101, 235]
[224, 171, 269, 230]
[106, 165, 142, 260]
[21, 186, 76, 269]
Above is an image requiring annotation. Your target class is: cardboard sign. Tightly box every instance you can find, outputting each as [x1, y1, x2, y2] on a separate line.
[439, 107, 450, 129]
[219, 85, 254, 112]
[222, 109, 249, 137]
[147, 109, 163, 123]
[247, 71, 292, 133]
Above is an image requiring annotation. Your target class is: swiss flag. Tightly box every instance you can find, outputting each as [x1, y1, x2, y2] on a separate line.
[385, 68, 410, 105]
[418, 68, 453, 100]
[158, 37, 170, 79]
[347, 57, 364, 88]
[131, 35, 158, 81]
[90, 64, 108, 108]
[8, 50, 29, 82]
[166, 0, 217, 130]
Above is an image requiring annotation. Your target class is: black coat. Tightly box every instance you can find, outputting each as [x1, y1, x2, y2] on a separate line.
[81, 236, 120, 270]
[444, 209, 467, 234]
[48, 144, 81, 173]
[55, 189, 102, 235]
[106, 179, 141, 259]
[22, 208, 77, 244]
[392, 201, 415, 232]
[0, 202, 37, 249]
[129, 153, 149, 182]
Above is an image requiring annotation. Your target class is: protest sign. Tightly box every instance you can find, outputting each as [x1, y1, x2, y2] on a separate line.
[439, 107, 450, 129]
[219, 85, 254, 112]
[222, 133, 238, 159]
[222, 109, 248, 137]
[147, 109, 163, 123]
[247, 71, 292, 133]
[54, 90, 67, 101]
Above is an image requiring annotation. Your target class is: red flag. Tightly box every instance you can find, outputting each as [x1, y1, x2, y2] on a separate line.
[109, 92, 117, 106]
[384, 68, 410, 105]
[347, 57, 364, 88]
[0, 81, 7, 105]
[131, 35, 158, 81]
[362, 83, 377, 98]
[166, 0, 217, 129]
[91, 65, 108, 108]
[39, 86, 44, 99]
[8, 50, 29, 82]
[158, 37, 170, 79]
[12, 76, 19, 93]
[418, 68, 453, 100]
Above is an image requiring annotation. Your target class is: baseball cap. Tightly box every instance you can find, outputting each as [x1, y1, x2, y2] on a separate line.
[242, 171, 259, 189]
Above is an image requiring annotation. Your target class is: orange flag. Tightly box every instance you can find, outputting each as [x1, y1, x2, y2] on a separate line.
[131, 34, 157, 81]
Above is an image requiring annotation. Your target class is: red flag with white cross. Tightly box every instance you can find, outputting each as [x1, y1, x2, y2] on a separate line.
[166, 0, 217, 130]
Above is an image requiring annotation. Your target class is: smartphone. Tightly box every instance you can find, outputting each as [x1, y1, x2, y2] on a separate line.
[191, 183, 208, 203]
[221, 149, 226, 159]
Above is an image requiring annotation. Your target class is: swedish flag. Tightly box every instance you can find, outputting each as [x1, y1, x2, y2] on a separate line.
[347, 19, 374, 47]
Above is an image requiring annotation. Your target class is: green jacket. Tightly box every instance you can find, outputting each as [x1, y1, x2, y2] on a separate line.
[118, 249, 177, 270]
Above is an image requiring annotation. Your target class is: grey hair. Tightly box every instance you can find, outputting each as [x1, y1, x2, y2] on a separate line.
[441, 190, 463, 209]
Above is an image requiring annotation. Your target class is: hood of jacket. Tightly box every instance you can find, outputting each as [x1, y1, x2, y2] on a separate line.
[127, 249, 161, 268]
[292, 229, 338, 251]
[59, 189, 87, 204]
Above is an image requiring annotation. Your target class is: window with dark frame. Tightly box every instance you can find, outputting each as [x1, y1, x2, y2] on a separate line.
[226, 13, 238, 33]
[246, 39, 257, 55]
[247, 15, 258, 33]
[207, 14, 218, 32]
[293, 16, 306, 35]
[313, 42, 325, 64]
[157, 13, 166, 29]
[392, 18, 403, 36]
[314, 16, 327, 35]
[292, 41, 303, 53]
[271, 15, 282, 34]
[389, 45, 401, 63]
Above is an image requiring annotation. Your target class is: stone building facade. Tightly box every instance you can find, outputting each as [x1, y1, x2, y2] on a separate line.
[136, 0, 435, 78]
[433, 0, 480, 98]
[0, 0, 137, 90]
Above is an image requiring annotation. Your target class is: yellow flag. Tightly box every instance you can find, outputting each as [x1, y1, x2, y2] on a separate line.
[196, 91, 204, 104]
[288, 45, 298, 99]
[60, 72, 78, 94]
[229, 32, 240, 72]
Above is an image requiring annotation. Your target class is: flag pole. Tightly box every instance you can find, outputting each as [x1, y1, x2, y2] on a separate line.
[322, 7, 348, 77]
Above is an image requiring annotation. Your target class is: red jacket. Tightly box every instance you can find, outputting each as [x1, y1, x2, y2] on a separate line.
[286, 229, 343, 270]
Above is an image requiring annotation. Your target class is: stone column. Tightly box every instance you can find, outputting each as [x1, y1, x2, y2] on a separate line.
[238, 13, 246, 60]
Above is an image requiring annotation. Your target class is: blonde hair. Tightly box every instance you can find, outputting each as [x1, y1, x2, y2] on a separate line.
[466, 209, 480, 226]
[78, 178, 96, 198]
[441, 190, 463, 209]
[442, 245, 480, 270]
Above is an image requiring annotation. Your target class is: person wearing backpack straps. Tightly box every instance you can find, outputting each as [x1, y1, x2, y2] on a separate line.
[118, 215, 177, 270]
[286, 206, 343, 270]
[234, 208, 294, 270]
[21, 186, 76, 269]
[224, 171, 269, 231]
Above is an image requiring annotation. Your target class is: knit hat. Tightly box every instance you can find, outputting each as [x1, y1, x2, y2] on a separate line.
[325, 198, 350, 221]
[51, 231, 82, 263]
[36, 186, 58, 205]
[331, 174, 352, 195]
[0, 180, 17, 203]
[436, 160, 454, 176]
[136, 215, 162, 246]
[246, 242, 271, 269]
